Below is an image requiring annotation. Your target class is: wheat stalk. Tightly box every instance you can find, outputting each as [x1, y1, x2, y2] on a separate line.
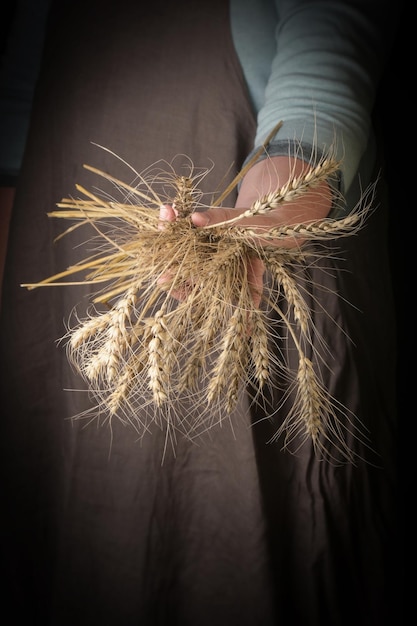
[210, 156, 341, 227]
[206, 304, 250, 410]
[248, 309, 270, 388]
[21, 122, 376, 463]
[147, 308, 172, 407]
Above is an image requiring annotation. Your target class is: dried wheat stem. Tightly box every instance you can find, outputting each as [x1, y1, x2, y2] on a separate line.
[251, 159, 340, 215]
[296, 356, 325, 443]
[70, 288, 139, 383]
[103, 288, 138, 381]
[108, 370, 132, 416]
[245, 206, 368, 242]
[107, 351, 148, 416]
[263, 298, 325, 443]
[178, 356, 202, 394]
[172, 176, 195, 217]
[147, 308, 171, 406]
[84, 349, 110, 383]
[69, 312, 113, 351]
[104, 328, 126, 382]
[82, 162, 163, 206]
[19, 135, 376, 462]
[249, 310, 270, 388]
[50, 199, 160, 232]
[265, 257, 310, 335]
[206, 157, 340, 228]
[177, 302, 223, 393]
[176, 324, 210, 391]
[226, 349, 249, 414]
[206, 306, 249, 411]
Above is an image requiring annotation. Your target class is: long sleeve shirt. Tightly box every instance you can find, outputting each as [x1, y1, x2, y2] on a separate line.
[230, 0, 397, 207]
[1, 0, 398, 207]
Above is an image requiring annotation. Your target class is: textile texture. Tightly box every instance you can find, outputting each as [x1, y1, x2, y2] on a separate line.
[0, 1, 399, 624]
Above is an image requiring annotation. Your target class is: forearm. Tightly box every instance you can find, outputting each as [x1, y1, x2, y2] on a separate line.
[255, 0, 395, 196]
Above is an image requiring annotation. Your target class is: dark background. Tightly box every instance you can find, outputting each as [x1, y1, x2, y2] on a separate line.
[0, 0, 408, 615]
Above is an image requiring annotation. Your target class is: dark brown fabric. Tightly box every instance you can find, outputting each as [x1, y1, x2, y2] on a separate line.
[0, 1, 399, 625]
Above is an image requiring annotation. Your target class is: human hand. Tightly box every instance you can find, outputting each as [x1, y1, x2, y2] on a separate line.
[159, 156, 333, 307]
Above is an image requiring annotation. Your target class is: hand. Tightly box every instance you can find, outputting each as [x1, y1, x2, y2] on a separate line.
[194, 156, 332, 305]
[159, 156, 333, 307]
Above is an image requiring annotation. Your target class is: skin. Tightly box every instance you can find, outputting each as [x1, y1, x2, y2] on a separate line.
[161, 155, 333, 307]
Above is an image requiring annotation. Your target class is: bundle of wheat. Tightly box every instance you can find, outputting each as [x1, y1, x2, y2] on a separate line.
[22, 122, 375, 463]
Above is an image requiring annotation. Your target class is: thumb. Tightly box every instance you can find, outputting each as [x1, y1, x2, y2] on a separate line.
[191, 206, 240, 228]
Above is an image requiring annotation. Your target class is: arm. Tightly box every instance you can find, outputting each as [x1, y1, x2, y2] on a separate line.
[162, 0, 397, 304]
[191, 0, 396, 302]
[190, 155, 332, 306]
[160, 155, 332, 306]
[254, 0, 395, 198]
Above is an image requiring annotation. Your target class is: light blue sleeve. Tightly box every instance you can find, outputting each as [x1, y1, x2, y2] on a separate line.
[231, 0, 396, 201]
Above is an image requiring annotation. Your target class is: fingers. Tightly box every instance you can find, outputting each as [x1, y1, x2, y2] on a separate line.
[191, 207, 239, 228]
[158, 204, 177, 229]
[190, 204, 294, 249]
[246, 256, 264, 309]
[190, 203, 298, 233]
[158, 204, 186, 299]
[158, 204, 267, 309]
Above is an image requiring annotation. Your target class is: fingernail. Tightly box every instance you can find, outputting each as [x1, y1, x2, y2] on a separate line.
[159, 205, 169, 220]
[192, 211, 209, 227]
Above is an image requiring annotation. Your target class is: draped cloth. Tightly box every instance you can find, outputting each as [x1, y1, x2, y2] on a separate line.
[0, 1, 399, 624]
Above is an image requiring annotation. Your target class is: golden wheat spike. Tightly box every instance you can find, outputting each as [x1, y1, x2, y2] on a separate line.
[19, 121, 376, 464]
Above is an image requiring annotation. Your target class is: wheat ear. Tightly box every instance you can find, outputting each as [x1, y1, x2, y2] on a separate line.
[20, 124, 376, 463]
